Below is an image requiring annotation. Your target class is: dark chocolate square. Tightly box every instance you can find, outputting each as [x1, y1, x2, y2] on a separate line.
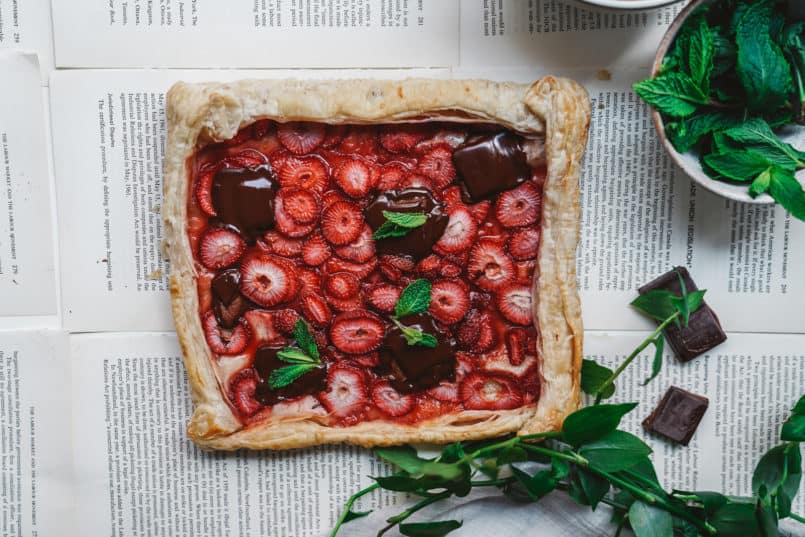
[643, 386, 709, 445]
[638, 267, 727, 362]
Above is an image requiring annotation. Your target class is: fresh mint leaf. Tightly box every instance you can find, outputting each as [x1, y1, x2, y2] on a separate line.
[578, 431, 653, 472]
[395, 279, 432, 318]
[687, 16, 715, 92]
[581, 359, 616, 399]
[399, 520, 462, 537]
[768, 167, 805, 221]
[383, 210, 427, 228]
[394, 319, 438, 348]
[293, 318, 319, 359]
[723, 119, 805, 168]
[712, 31, 738, 77]
[633, 73, 709, 118]
[750, 168, 773, 197]
[642, 335, 665, 386]
[703, 151, 774, 181]
[735, 0, 793, 111]
[268, 363, 320, 389]
[665, 112, 739, 153]
[276, 347, 318, 364]
[628, 501, 674, 537]
[373, 220, 414, 240]
[561, 402, 638, 446]
[630, 289, 678, 322]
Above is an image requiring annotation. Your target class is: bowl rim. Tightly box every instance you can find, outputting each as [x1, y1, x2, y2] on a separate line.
[648, 0, 776, 204]
[575, 0, 682, 9]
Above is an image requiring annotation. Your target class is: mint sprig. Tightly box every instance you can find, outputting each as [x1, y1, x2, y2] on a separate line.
[373, 211, 427, 240]
[392, 319, 438, 348]
[269, 319, 322, 389]
[391, 279, 438, 348]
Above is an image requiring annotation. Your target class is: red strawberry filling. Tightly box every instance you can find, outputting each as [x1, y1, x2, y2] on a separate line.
[188, 120, 545, 426]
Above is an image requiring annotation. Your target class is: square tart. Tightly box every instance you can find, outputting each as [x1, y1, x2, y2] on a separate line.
[163, 78, 591, 450]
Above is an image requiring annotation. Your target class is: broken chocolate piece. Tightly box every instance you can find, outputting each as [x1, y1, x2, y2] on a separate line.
[212, 165, 279, 241]
[638, 267, 727, 362]
[643, 386, 709, 445]
[452, 132, 531, 202]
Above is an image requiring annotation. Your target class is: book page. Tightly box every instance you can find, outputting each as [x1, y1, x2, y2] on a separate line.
[0, 52, 58, 321]
[70, 332, 401, 537]
[460, 0, 688, 70]
[0, 0, 52, 77]
[52, 1, 457, 68]
[586, 331, 805, 514]
[50, 68, 448, 332]
[453, 66, 805, 334]
[0, 329, 74, 537]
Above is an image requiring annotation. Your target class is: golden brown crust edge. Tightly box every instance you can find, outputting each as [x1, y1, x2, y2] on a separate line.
[163, 77, 590, 450]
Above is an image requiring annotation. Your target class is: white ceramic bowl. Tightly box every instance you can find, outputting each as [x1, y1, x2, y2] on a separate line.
[571, 0, 682, 10]
[649, 0, 805, 204]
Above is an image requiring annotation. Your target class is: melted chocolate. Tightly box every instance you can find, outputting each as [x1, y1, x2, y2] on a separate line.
[452, 132, 531, 202]
[378, 313, 455, 392]
[211, 166, 279, 240]
[365, 188, 449, 261]
[211, 269, 241, 304]
[252, 346, 327, 405]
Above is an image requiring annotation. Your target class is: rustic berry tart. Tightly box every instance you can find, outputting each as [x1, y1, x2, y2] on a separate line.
[163, 78, 590, 450]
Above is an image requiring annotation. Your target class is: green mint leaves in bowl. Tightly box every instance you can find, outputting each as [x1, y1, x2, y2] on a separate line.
[635, 0, 805, 220]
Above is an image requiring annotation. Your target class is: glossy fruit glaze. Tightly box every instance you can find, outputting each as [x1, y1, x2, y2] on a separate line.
[188, 119, 546, 427]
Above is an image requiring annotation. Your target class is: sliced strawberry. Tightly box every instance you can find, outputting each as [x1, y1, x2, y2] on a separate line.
[202, 311, 250, 355]
[497, 284, 533, 326]
[273, 309, 300, 336]
[334, 159, 377, 199]
[441, 186, 465, 210]
[195, 163, 220, 216]
[278, 156, 329, 194]
[352, 352, 380, 368]
[376, 163, 408, 190]
[379, 254, 416, 272]
[495, 183, 541, 228]
[469, 200, 492, 223]
[251, 119, 273, 139]
[456, 309, 496, 353]
[243, 309, 285, 347]
[516, 260, 537, 284]
[428, 381, 460, 403]
[415, 255, 443, 278]
[239, 253, 295, 307]
[319, 365, 369, 418]
[321, 201, 364, 246]
[417, 144, 456, 188]
[325, 257, 377, 280]
[439, 262, 462, 279]
[398, 173, 434, 191]
[301, 232, 332, 266]
[329, 310, 385, 354]
[378, 260, 403, 283]
[436, 207, 476, 253]
[337, 128, 378, 157]
[371, 380, 414, 417]
[322, 124, 348, 148]
[429, 280, 470, 324]
[275, 190, 316, 238]
[408, 394, 457, 423]
[367, 285, 401, 312]
[505, 327, 528, 366]
[277, 122, 326, 154]
[468, 240, 515, 291]
[229, 368, 262, 417]
[460, 372, 523, 410]
[228, 149, 269, 168]
[379, 125, 427, 153]
[299, 292, 333, 328]
[282, 188, 320, 225]
[479, 347, 537, 378]
[509, 228, 541, 260]
[324, 272, 360, 299]
[262, 231, 303, 257]
[456, 352, 476, 378]
[326, 296, 363, 312]
[297, 268, 321, 293]
[322, 190, 348, 209]
[199, 229, 246, 270]
[334, 225, 375, 263]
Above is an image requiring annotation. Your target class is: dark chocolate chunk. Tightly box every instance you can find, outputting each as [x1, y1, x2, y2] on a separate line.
[211, 165, 279, 241]
[452, 132, 531, 202]
[643, 386, 709, 445]
[211, 269, 241, 304]
[378, 313, 456, 392]
[365, 188, 449, 261]
[638, 267, 727, 362]
[252, 346, 326, 405]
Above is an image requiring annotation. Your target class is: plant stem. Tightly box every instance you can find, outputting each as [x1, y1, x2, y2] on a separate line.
[790, 512, 805, 524]
[330, 483, 380, 537]
[472, 477, 516, 487]
[378, 491, 451, 536]
[519, 444, 587, 466]
[594, 313, 679, 404]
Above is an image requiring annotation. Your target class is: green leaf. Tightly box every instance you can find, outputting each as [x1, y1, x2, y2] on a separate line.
[268, 363, 320, 389]
[665, 112, 739, 153]
[633, 73, 709, 118]
[342, 509, 372, 523]
[561, 402, 639, 446]
[374, 474, 444, 492]
[373, 220, 414, 240]
[711, 501, 764, 536]
[631, 289, 678, 322]
[671, 289, 707, 327]
[576, 469, 610, 510]
[579, 431, 653, 472]
[395, 279, 432, 318]
[551, 458, 570, 480]
[511, 466, 557, 501]
[685, 491, 728, 515]
[723, 119, 805, 167]
[374, 445, 426, 473]
[580, 359, 616, 399]
[276, 347, 317, 364]
[768, 167, 805, 222]
[756, 500, 780, 537]
[383, 211, 428, 228]
[792, 394, 805, 415]
[750, 168, 773, 197]
[703, 151, 774, 182]
[781, 414, 805, 442]
[399, 520, 462, 537]
[687, 15, 715, 92]
[394, 320, 438, 348]
[628, 501, 674, 537]
[642, 335, 665, 386]
[293, 319, 319, 359]
[735, 0, 793, 111]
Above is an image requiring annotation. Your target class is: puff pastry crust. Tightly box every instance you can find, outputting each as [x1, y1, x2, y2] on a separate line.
[163, 77, 590, 450]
